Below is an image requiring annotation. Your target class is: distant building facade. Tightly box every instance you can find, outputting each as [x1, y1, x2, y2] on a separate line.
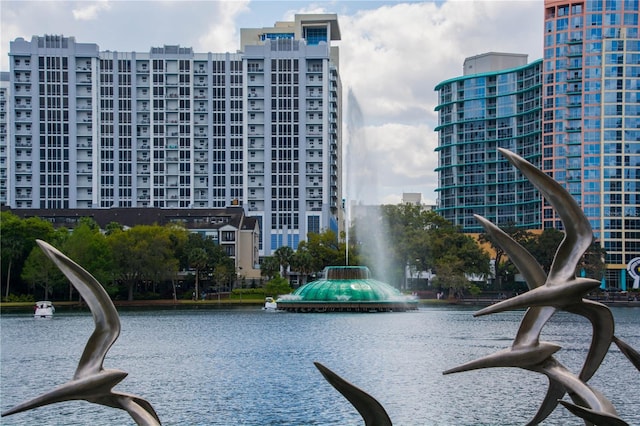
[542, 0, 639, 287]
[435, 53, 543, 232]
[4, 13, 342, 257]
[0, 72, 8, 206]
[436, 1, 640, 288]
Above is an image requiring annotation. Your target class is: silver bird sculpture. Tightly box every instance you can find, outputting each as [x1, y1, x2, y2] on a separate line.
[445, 149, 634, 425]
[314, 362, 392, 426]
[1, 240, 161, 426]
[474, 148, 602, 317]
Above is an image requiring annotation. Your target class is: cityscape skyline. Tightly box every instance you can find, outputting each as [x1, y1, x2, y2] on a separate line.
[0, 0, 544, 205]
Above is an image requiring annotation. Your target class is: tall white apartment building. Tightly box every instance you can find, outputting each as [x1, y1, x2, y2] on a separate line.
[0, 72, 8, 206]
[5, 14, 342, 256]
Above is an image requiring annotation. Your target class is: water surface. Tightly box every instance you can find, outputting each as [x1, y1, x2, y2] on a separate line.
[1, 306, 638, 425]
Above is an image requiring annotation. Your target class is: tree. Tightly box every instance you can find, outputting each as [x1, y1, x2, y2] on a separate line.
[273, 246, 294, 280]
[62, 221, 113, 299]
[431, 256, 470, 299]
[107, 224, 179, 301]
[260, 256, 280, 281]
[304, 230, 347, 271]
[290, 247, 315, 286]
[21, 245, 64, 300]
[104, 221, 124, 236]
[523, 228, 564, 274]
[264, 273, 292, 297]
[0, 212, 54, 298]
[188, 248, 208, 300]
[579, 241, 606, 281]
[212, 262, 235, 293]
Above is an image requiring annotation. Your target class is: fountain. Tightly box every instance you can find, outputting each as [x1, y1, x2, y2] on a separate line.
[276, 266, 417, 313]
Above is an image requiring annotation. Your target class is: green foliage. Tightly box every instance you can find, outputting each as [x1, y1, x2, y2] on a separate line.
[62, 222, 113, 296]
[106, 224, 185, 301]
[0, 213, 237, 302]
[353, 205, 490, 286]
[522, 228, 564, 274]
[273, 246, 294, 279]
[302, 229, 349, 271]
[432, 256, 470, 297]
[290, 247, 315, 286]
[468, 284, 482, 297]
[21, 245, 64, 300]
[264, 273, 292, 297]
[3, 293, 35, 303]
[260, 256, 280, 280]
[1, 212, 55, 298]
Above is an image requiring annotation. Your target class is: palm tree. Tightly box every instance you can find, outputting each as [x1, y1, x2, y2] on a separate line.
[260, 256, 280, 281]
[188, 248, 208, 300]
[291, 249, 315, 287]
[274, 246, 294, 281]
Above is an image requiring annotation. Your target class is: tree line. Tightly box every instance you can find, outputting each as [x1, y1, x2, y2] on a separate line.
[1, 211, 235, 302]
[1, 205, 607, 302]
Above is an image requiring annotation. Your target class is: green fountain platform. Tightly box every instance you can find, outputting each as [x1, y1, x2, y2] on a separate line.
[276, 266, 418, 312]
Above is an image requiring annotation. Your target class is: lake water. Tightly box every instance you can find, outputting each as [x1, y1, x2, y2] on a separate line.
[1, 306, 639, 425]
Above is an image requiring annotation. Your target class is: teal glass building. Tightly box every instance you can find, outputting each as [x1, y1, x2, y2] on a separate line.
[434, 53, 543, 233]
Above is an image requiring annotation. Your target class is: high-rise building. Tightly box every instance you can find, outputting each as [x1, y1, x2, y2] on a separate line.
[434, 53, 543, 231]
[0, 72, 8, 206]
[543, 0, 639, 287]
[436, 2, 640, 289]
[4, 14, 342, 256]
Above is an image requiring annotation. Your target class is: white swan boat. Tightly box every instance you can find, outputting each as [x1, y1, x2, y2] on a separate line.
[263, 297, 277, 311]
[34, 301, 55, 318]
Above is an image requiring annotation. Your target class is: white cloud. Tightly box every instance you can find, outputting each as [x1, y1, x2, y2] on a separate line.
[72, 0, 112, 21]
[338, 1, 541, 204]
[197, 0, 251, 52]
[0, 0, 543, 206]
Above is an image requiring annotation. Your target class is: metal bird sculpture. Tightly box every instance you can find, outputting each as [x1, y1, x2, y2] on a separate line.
[1, 240, 161, 426]
[314, 362, 392, 426]
[445, 149, 636, 425]
[466, 215, 615, 424]
[474, 148, 602, 317]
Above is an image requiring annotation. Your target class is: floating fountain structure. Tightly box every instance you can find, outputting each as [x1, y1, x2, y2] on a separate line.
[276, 266, 418, 313]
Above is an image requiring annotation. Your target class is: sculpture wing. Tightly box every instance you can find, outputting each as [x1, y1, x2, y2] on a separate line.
[37, 240, 120, 378]
[613, 336, 640, 371]
[498, 148, 593, 285]
[473, 214, 546, 291]
[525, 379, 566, 426]
[100, 393, 162, 426]
[314, 362, 392, 426]
[558, 401, 629, 426]
[564, 300, 614, 381]
[531, 357, 626, 425]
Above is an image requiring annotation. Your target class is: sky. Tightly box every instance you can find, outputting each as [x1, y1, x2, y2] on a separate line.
[0, 0, 543, 206]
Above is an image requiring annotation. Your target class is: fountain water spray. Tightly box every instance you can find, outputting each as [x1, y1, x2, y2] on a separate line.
[346, 89, 394, 285]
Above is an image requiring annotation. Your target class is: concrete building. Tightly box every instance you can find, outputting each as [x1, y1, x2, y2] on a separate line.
[435, 53, 543, 232]
[4, 13, 342, 257]
[543, 0, 639, 287]
[0, 72, 8, 206]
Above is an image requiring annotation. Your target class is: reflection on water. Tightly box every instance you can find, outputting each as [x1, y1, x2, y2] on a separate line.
[1, 306, 639, 425]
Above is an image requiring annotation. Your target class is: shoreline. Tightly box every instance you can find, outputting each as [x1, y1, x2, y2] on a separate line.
[2, 297, 639, 313]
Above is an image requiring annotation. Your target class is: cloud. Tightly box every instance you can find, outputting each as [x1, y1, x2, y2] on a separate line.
[338, 1, 541, 204]
[72, 0, 112, 21]
[197, 0, 251, 52]
[0, 0, 543, 206]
